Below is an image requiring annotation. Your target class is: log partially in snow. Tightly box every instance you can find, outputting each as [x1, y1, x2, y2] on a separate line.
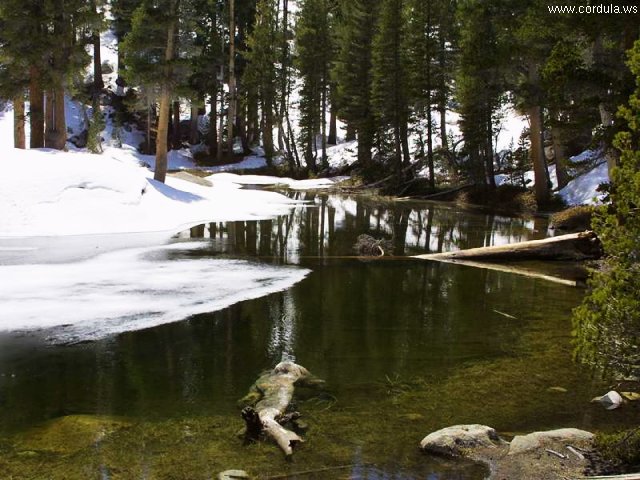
[413, 231, 602, 263]
[239, 361, 324, 457]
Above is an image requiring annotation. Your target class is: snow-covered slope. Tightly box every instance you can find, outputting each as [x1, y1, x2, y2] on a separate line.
[558, 161, 609, 206]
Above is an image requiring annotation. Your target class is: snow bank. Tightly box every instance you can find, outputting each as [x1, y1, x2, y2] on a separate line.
[0, 147, 299, 238]
[0, 242, 310, 343]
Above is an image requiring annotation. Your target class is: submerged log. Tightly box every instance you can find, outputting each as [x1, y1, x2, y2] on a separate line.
[239, 361, 324, 457]
[413, 231, 602, 263]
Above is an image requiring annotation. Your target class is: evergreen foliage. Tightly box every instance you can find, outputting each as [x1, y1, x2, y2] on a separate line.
[573, 40, 640, 380]
[243, 0, 279, 161]
[87, 109, 105, 154]
[295, 0, 334, 172]
[333, 0, 379, 166]
[371, 0, 411, 173]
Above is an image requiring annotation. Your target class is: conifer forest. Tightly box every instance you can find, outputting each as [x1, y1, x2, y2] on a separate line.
[0, 0, 639, 478]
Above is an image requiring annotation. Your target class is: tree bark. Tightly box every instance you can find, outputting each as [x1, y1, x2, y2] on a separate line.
[208, 94, 218, 153]
[414, 231, 602, 262]
[528, 63, 549, 204]
[226, 0, 236, 159]
[29, 67, 45, 149]
[190, 102, 200, 145]
[92, 0, 104, 93]
[172, 100, 181, 149]
[529, 104, 548, 203]
[13, 96, 25, 149]
[53, 87, 66, 149]
[156, 89, 171, 182]
[551, 125, 570, 189]
[328, 107, 337, 145]
[154, 0, 178, 183]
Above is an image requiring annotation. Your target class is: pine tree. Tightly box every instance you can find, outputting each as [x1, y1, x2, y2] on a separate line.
[406, 0, 440, 187]
[455, 0, 505, 187]
[243, 0, 278, 163]
[122, 0, 190, 182]
[333, 0, 380, 166]
[0, 0, 98, 150]
[371, 0, 411, 174]
[573, 40, 640, 379]
[295, 0, 333, 172]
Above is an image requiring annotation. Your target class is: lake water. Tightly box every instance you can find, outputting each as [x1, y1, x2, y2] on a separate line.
[0, 193, 633, 479]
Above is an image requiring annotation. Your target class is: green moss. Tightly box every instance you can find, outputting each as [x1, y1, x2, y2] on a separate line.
[550, 206, 594, 232]
[594, 428, 640, 473]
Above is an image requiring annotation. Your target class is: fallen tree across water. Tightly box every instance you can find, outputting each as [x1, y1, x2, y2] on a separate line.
[239, 361, 324, 458]
[413, 231, 602, 263]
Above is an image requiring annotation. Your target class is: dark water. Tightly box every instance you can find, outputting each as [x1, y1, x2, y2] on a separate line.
[0, 194, 632, 479]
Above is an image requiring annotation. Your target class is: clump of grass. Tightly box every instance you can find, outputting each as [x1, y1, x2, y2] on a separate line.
[550, 206, 594, 232]
[591, 428, 640, 474]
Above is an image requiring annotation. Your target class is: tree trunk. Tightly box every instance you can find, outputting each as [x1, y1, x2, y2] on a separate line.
[321, 75, 327, 168]
[29, 68, 45, 149]
[13, 95, 25, 149]
[190, 102, 200, 145]
[414, 231, 602, 262]
[155, 0, 178, 183]
[485, 110, 496, 188]
[551, 125, 569, 189]
[217, 84, 225, 162]
[527, 63, 548, 203]
[172, 100, 181, 149]
[328, 89, 337, 145]
[45, 91, 54, 147]
[400, 120, 411, 167]
[426, 101, 435, 189]
[226, 0, 236, 159]
[208, 94, 218, 153]
[529, 104, 548, 204]
[345, 124, 356, 142]
[599, 103, 619, 176]
[156, 90, 171, 183]
[89, 0, 103, 93]
[263, 98, 274, 166]
[53, 87, 66, 149]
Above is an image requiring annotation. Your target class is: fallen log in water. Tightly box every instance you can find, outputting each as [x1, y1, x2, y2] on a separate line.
[413, 231, 602, 262]
[239, 361, 324, 457]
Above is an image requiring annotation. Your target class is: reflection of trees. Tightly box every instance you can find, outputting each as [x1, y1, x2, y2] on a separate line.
[183, 194, 544, 262]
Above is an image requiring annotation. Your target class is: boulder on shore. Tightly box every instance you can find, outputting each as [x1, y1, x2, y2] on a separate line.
[419, 424, 507, 457]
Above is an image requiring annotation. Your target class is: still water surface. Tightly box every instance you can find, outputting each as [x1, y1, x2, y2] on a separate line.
[0, 194, 632, 479]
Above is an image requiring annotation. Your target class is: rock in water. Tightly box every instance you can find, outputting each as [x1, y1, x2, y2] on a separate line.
[419, 424, 507, 457]
[591, 390, 624, 410]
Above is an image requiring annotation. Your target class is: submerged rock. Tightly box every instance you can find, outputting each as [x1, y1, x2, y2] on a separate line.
[419, 424, 507, 457]
[217, 470, 250, 480]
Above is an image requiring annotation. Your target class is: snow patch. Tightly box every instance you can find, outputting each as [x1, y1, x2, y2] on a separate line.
[558, 161, 609, 206]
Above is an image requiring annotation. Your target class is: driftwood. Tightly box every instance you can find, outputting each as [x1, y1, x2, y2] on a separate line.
[414, 231, 602, 263]
[239, 361, 324, 457]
